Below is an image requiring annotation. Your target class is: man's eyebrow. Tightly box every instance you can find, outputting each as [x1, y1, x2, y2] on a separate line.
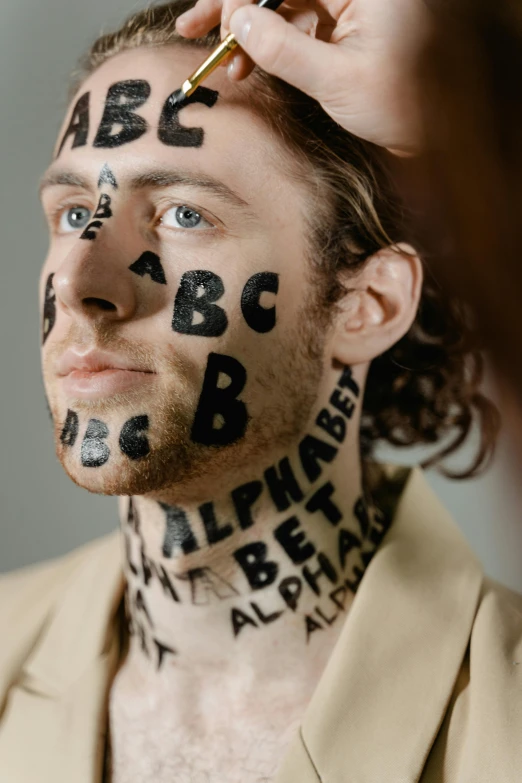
[129, 169, 250, 209]
[39, 170, 91, 196]
[39, 167, 251, 211]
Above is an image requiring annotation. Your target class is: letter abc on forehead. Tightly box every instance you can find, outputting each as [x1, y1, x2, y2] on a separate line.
[57, 82, 219, 156]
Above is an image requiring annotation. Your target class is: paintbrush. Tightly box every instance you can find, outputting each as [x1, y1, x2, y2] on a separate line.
[171, 0, 287, 104]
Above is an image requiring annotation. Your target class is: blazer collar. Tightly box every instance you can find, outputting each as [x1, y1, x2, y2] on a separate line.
[276, 467, 484, 783]
[7, 467, 483, 783]
[3, 532, 126, 783]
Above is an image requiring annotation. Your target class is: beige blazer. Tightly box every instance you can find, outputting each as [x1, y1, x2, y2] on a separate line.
[1, 468, 521, 782]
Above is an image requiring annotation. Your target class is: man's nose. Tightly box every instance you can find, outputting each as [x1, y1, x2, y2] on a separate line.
[53, 232, 138, 322]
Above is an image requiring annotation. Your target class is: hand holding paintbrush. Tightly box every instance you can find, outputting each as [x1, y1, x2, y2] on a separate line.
[171, 0, 286, 104]
[176, 0, 430, 155]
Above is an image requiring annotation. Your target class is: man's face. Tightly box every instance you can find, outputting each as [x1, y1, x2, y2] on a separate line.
[39, 46, 330, 498]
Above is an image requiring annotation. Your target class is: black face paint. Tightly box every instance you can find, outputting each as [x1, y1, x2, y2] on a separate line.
[315, 407, 346, 444]
[198, 501, 234, 546]
[81, 419, 110, 467]
[298, 434, 338, 483]
[353, 497, 370, 539]
[278, 576, 302, 612]
[79, 219, 103, 241]
[250, 601, 283, 625]
[191, 353, 248, 446]
[128, 497, 140, 533]
[302, 552, 338, 595]
[137, 622, 150, 657]
[330, 388, 355, 420]
[93, 80, 151, 149]
[60, 409, 79, 447]
[42, 273, 56, 345]
[315, 606, 338, 627]
[98, 163, 118, 190]
[338, 528, 361, 569]
[57, 91, 90, 157]
[329, 584, 349, 611]
[274, 516, 316, 565]
[264, 458, 303, 512]
[129, 251, 167, 285]
[134, 588, 154, 628]
[305, 482, 343, 525]
[119, 415, 150, 460]
[140, 548, 180, 603]
[179, 567, 238, 605]
[159, 86, 219, 148]
[231, 480, 263, 530]
[338, 365, 360, 398]
[93, 193, 113, 220]
[240, 272, 279, 333]
[231, 607, 258, 637]
[233, 541, 279, 590]
[172, 270, 228, 337]
[160, 502, 200, 557]
[305, 614, 324, 642]
[153, 639, 177, 670]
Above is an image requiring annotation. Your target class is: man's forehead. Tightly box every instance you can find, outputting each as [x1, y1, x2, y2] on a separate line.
[57, 45, 267, 153]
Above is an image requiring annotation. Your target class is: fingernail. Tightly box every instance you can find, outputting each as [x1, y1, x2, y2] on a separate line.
[227, 58, 236, 78]
[176, 10, 192, 26]
[230, 8, 252, 46]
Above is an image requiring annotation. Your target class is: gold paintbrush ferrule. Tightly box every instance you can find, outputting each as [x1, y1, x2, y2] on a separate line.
[184, 32, 239, 97]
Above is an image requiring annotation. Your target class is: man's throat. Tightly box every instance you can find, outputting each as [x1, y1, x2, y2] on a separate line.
[121, 471, 390, 676]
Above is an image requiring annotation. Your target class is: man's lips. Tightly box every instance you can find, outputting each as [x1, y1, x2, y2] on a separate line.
[56, 349, 155, 400]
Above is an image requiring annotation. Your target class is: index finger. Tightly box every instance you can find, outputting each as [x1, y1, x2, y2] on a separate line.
[176, 0, 225, 37]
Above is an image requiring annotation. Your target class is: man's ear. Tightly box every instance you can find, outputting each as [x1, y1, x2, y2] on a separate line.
[332, 243, 423, 365]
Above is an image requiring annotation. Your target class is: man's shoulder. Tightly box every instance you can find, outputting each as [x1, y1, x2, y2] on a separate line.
[473, 575, 522, 656]
[0, 531, 120, 604]
[0, 532, 120, 710]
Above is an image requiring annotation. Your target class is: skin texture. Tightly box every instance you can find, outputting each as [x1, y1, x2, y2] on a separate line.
[39, 46, 422, 782]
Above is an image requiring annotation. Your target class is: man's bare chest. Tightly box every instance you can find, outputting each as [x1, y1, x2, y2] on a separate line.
[107, 673, 299, 783]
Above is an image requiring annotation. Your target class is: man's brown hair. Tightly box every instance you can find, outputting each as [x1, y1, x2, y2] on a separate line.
[69, 0, 500, 478]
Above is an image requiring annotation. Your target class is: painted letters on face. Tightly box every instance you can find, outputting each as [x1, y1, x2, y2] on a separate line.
[160, 502, 200, 558]
[93, 80, 151, 149]
[97, 163, 118, 190]
[172, 270, 227, 337]
[80, 192, 113, 241]
[129, 251, 167, 285]
[191, 353, 248, 446]
[42, 273, 56, 345]
[81, 418, 110, 467]
[119, 415, 151, 460]
[60, 409, 79, 447]
[57, 91, 90, 157]
[240, 272, 279, 334]
[159, 86, 219, 148]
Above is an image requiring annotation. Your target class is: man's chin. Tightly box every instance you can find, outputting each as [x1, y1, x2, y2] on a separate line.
[59, 456, 158, 496]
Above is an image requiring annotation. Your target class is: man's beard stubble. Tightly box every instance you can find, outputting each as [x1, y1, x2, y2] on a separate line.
[43, 303, 329, 502]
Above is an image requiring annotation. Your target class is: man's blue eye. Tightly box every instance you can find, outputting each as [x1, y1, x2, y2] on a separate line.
[59, 206, 91, 233]
[161, 205, 212, 230]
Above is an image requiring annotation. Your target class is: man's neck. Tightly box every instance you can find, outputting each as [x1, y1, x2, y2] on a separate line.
[119, 366, 390, 687]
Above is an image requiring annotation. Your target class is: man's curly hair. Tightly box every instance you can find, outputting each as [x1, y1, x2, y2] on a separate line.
[70, 0, 500, 479]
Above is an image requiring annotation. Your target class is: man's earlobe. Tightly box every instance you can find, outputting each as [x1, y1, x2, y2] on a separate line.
[332, 243, 423, 366]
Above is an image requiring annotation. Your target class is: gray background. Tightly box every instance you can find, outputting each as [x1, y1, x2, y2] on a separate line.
[1, 0, 521, 591]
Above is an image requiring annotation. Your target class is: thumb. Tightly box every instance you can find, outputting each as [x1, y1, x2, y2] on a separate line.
[228, 5, 340, 99]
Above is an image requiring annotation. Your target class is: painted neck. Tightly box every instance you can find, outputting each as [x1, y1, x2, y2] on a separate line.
[120, 366, 391, 679]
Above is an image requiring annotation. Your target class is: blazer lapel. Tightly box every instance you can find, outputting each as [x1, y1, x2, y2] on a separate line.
[0, 531, 125, 783]
[276, 468, 484, 783]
